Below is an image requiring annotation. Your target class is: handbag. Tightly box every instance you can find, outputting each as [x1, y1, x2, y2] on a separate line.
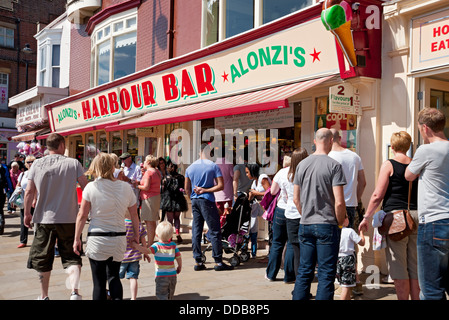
[379, 182, 416, 241]
[9, 187, 24, 209]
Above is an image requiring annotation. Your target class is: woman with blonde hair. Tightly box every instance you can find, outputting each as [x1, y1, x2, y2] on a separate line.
[16, 155, 36, 248]
[137, 155, 161, 245]
[73, 153, 140, 300]
[359, 131, 419, 300]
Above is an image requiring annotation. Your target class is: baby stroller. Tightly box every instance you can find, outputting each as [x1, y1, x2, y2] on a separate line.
[201, 193, 252, 267]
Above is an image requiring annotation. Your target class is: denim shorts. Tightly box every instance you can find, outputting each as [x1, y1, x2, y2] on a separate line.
[119, 261, 140, 279]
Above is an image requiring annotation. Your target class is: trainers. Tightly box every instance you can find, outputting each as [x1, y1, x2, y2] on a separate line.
[70, 292, 82, 300]
[265, 274, 274, 281]
[194, 263, 207, 271]
[36, 296, 50, 300]
[214, 263, 234, 271]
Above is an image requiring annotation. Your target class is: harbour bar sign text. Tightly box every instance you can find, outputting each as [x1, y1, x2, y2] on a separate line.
[49, 18, 339, 132]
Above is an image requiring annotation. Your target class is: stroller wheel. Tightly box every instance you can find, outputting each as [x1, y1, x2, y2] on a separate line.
[201, 254, 206, 263]
[240, 251, 250, 262]
[230, 255, 240, 267]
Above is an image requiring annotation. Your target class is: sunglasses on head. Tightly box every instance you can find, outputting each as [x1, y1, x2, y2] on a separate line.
[27, 161, 34, 164]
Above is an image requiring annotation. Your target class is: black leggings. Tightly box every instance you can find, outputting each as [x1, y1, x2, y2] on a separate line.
[89, 257, 123, 300]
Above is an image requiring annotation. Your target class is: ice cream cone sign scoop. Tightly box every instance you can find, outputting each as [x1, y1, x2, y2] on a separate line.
[321, 0, 357, 67]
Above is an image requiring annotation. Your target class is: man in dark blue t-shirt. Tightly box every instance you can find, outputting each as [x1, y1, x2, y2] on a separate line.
[185, 144, 233, 271]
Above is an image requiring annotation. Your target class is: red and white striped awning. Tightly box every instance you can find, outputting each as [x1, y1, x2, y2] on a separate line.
[105, 75, 335, 132]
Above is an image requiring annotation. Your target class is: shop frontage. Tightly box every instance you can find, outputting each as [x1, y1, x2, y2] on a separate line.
[38, 1, 382, 260]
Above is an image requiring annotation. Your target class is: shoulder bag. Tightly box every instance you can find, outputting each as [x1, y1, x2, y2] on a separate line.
[379, 182, 416, 241]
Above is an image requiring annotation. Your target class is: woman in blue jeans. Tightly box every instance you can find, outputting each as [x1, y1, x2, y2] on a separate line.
[264, 159, 296, 283]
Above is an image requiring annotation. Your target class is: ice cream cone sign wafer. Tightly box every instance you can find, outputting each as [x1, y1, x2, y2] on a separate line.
[321, 0, 357, 67]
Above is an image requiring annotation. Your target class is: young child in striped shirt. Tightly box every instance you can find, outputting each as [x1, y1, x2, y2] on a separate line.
[120, 211, 149, 300]
[135, 221, 182, 300]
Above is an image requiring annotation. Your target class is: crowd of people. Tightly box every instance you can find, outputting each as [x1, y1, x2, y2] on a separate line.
[2, 107, 449, 301]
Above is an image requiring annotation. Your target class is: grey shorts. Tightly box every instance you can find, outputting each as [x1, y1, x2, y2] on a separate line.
[155, 276, 177, 300]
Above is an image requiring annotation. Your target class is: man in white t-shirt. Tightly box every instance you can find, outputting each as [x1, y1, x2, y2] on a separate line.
[24, 133, 88, 301]
[329, 129, 366, 229]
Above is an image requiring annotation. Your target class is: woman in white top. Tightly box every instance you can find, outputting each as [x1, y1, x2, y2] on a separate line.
[245, 164, 271, 258]
[16, 155, 36, 248]
[267, 148, 308, 281]
[73, 153, 140, 300]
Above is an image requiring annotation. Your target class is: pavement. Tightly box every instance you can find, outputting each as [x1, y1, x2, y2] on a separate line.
[0, 208, 399, 301]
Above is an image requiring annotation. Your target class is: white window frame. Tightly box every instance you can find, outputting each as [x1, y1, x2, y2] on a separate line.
[201, 0, 316, 47]
[36, 29, 62, 88]
[90, 8, 138, 87]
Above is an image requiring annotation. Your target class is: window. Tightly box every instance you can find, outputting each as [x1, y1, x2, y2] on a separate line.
[0, 73, 8, 110]
[263, 0, 313, 24]
[203, 0, 314, 47]
[0, 27, 14, 48]
[39, 47, 46, 86]
[91, 13, 137, 86]
[38, 44, 61, 87]
[52, 44, 60, 87]
[226, 0, 254, 39]
[430, 89, 449, 139]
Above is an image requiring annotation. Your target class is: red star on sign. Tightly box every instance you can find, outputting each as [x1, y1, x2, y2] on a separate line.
[222, 71, 229, 82]
[310, 48, 321, 62]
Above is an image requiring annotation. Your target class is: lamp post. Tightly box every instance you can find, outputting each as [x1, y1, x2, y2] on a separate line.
[22, 43, 33, 90]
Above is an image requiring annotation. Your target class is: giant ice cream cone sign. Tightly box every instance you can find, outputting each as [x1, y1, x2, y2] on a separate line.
[321, 0, 357, 67]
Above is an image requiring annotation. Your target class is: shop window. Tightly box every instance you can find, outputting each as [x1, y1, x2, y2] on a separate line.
[430, 89, 449, 139]
[203, 0, 314, 47]
[165, 123, 181, 160]
[75, 137, 84, 166]
[0, 73, 8, 110]
[91, 11, 137, 86]
[98, 132, 109, 153]
[126, 129, 138, 157]
[315, 96, 358, 150]
[0, 26, 14, 48]
[111, 132, 123, 156]
[0, 143, 7, 165]
[85, 134, 97, 169]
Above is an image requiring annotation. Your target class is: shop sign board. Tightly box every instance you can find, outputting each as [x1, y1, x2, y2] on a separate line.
[17, 101, 43, 126]
[48, 18, 339, 132]
[411, 8, 449, 71]
[214, 107, 294, 131]
[329, 83, 361, 115]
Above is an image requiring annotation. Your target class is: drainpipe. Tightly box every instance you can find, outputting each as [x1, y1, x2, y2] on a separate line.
[167, 0, 175, 59]
[15, 18, 20, 94]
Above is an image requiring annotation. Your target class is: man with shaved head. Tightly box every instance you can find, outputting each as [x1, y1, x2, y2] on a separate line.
[292, 128, 347, 300]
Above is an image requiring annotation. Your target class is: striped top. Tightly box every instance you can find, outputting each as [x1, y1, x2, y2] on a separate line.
[123, 219, 147, 263]
[149, 241, 181, 277]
